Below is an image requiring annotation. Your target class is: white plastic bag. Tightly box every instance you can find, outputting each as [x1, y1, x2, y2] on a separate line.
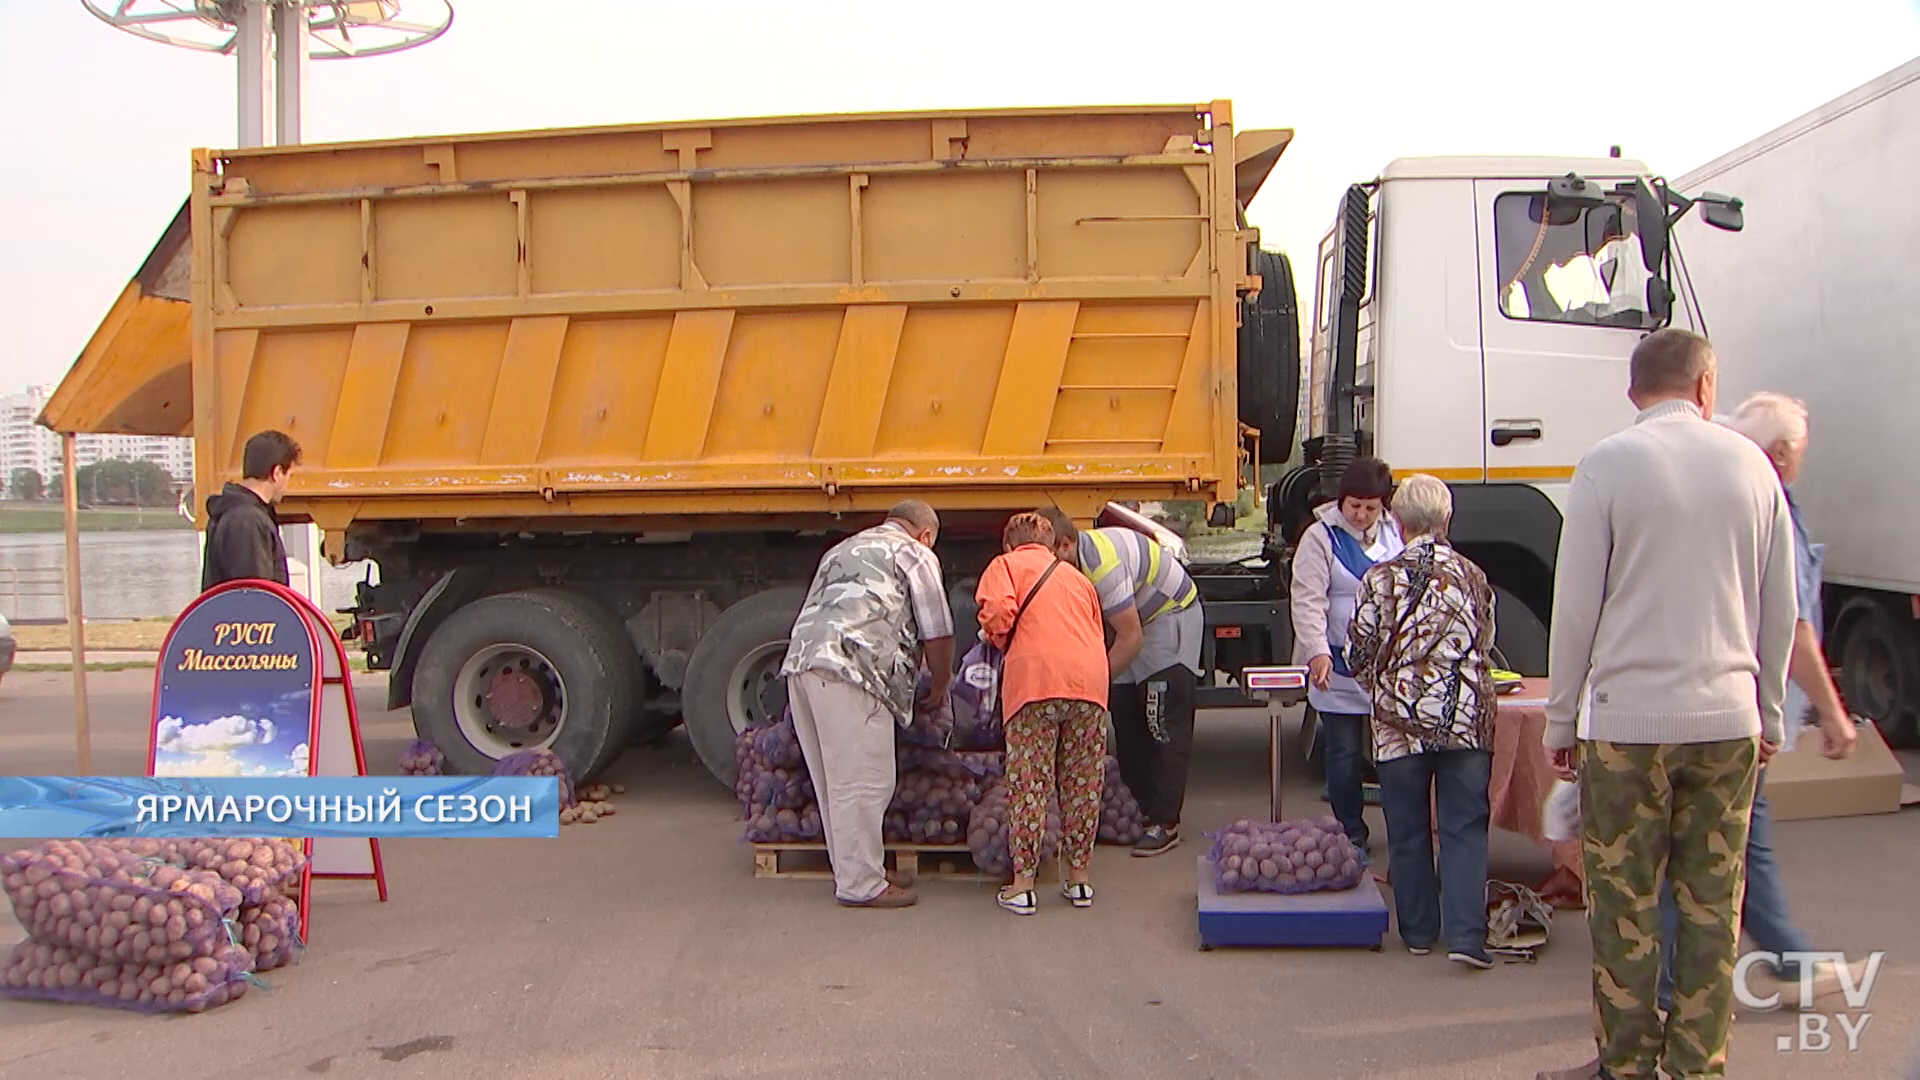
[1541, 779, 1581, 843]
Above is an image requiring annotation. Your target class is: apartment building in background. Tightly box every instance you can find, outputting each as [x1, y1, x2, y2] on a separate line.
[1, 385, 194, 495]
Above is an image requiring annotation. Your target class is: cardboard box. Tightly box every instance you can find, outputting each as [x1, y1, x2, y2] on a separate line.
[1764, 721, 1908, 821]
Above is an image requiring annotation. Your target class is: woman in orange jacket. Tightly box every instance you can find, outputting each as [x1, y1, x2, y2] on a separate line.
[976, 512, 1111, 914]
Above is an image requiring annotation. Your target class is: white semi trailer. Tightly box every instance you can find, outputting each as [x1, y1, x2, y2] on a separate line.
[1675, 56, 1920, 746]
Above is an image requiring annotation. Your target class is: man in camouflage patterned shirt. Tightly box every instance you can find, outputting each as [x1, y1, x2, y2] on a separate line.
[781, 500, 955, 908]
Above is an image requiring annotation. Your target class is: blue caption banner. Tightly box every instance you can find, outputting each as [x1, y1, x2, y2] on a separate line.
[0, 777, 561, 840]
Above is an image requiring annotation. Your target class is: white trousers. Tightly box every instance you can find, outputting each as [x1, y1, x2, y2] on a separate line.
[786, 671, 897, 902]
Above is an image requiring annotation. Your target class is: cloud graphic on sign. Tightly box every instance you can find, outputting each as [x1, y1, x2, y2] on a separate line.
[155, 715, 276, 754]
[286, 743, 310, 777]
[151, 715, 284, 778]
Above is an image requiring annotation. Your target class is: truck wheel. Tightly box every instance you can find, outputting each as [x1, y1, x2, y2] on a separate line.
[1835, 599, 1920, 747]
[411, 588, 640, 782]
[682, 586, 806, 787]
[1492, 585, 1548, 678]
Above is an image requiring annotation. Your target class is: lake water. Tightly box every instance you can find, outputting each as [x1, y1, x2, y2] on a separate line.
[0, 527, 1262, 624]
[0, 531, 373, 622]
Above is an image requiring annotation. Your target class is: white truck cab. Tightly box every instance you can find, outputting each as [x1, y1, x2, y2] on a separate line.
[1270, 155, 1743, 674]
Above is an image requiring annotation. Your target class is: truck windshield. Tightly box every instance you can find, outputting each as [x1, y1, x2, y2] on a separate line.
[1494, 191, 1656, 329]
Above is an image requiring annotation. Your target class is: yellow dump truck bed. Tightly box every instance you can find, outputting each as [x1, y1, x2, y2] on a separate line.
[42, 102, 1290, 545]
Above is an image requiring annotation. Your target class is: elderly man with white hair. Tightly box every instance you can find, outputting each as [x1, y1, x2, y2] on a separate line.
[1346, 473, 1499, 969]
[1647, 391, 1865, 1014]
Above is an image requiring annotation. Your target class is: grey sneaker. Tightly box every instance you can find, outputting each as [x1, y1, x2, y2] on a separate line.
[1132, 825, 1181, 857]
[1448, 947, 1494, 970]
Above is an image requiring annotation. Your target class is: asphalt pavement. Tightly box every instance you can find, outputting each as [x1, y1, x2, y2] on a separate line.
[1, 668, 1917, 1079]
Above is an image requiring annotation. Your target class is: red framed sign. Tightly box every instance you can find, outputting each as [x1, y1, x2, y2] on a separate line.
[149, 578, 389, 941]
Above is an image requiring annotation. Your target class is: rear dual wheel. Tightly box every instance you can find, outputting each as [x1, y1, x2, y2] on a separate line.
[1836, 598, 1920, 747]
[412, 587, 641, 782]
[681, 587, 806, 789]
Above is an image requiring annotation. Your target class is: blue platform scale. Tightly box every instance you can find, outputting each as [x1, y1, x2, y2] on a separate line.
[1195, 664, 1386, 949]
[1195, 855, 1390, 950]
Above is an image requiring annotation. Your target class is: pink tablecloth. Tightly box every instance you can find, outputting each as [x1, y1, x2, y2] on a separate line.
[1489, 679, 1584, 909]
[1371, 678, 1585, 909]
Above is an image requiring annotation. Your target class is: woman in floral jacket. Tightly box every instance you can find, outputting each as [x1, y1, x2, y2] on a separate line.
[1346, 473, 1499, 968]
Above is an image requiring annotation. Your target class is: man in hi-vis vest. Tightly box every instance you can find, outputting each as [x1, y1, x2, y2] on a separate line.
[1037, 507, 1202, 857]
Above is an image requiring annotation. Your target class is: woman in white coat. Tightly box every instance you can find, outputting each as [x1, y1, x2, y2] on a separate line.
[1289, 456, 1403, 860]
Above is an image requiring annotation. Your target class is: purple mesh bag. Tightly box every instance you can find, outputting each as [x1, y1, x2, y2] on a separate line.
[490, 748, 576, 809]
[2, 843, 244, 967]
[1097, 757, 1146, 846]
[236, 892, 303, 973]
[966, 780, 1060, 879]
[1206, 816, 1365, 895]
[397, 739, 445, 776]
[886, 767, 981, 847]
[1, 941, 254, 1014]
[752, 713, 806, 770]
[172, 839, 306, 908]
[901, 673, 956, 748]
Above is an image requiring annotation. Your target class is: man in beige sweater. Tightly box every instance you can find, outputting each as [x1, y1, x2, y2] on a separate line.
[1536, 329, 1795, 1080]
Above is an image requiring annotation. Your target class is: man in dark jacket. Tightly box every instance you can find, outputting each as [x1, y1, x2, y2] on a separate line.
[200, 430, 302, 590]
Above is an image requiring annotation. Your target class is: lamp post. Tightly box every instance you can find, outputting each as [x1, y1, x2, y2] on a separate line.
[83, 1, 454, 149]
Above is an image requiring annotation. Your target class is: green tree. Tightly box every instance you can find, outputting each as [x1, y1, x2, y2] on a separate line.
[8, 467, 43, 501]
[74, 459, 177, 507]
[1157, 501, 1206, 536]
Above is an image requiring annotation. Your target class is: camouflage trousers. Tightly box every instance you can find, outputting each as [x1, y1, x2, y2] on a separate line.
[1578, 738, 1758, 1080]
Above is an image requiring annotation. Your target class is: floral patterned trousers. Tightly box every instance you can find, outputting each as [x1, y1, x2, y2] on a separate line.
[1005, 698, 1108, 879]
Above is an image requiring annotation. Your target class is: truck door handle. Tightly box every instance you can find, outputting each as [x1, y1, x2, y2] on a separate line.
[1490, 424, 1543, 447]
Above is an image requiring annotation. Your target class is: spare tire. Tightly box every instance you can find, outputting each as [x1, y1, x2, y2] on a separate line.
[681, 586, 806, 787]
[411, 587, 641, 782]
[1238, 248, 1302, 464]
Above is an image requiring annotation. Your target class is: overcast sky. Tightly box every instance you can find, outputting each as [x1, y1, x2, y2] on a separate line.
[2, 1, 1916, 392]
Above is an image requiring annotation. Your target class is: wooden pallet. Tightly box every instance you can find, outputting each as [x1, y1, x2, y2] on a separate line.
[752, 842, 988, 882]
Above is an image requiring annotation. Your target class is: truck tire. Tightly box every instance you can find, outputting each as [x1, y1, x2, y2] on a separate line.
[682, 586, 806, 787]
[1492, 585, 1548, 678]
[1835, 598, 1920, 747]
[410, 588, 640, 782]
[1238, 249, 1301, 464]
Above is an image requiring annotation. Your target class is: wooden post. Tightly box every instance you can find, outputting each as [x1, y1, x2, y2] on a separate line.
[62, 432, 92, 774]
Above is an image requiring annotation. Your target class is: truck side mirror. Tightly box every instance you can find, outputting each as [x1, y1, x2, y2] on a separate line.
[1547, 173, 1607, 207]
[1699, 194, 1744, 232]
[1646, 277, 1674, 324]
[1634, 179, 1668, 273]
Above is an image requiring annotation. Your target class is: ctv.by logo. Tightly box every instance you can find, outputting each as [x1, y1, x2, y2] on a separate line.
[1732, 951, 1886, 1053]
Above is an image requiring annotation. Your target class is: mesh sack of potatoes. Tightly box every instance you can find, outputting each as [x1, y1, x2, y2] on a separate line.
[1, 939, 253, 1014]
[1096, 757, 1146, 846]
[1, 842, 244, 967]
[397, 739, 445, 776]
[1207, 817, 1365, 895]
[900, 672, 956, 748]
[733, 727, 758, 811]
[172, 839, 306, 907]
[490, 748, 576, 809]
[235, 892, 302, 973]
[966, 780, 1060, 879]
[954, 750, 1006, 780]
[884, 768, 981, 847]
[747, 764, 815, 813]
[752, 713, 806, 770]
[895, 744, 998, 783]
[742, 803, 822, 844]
